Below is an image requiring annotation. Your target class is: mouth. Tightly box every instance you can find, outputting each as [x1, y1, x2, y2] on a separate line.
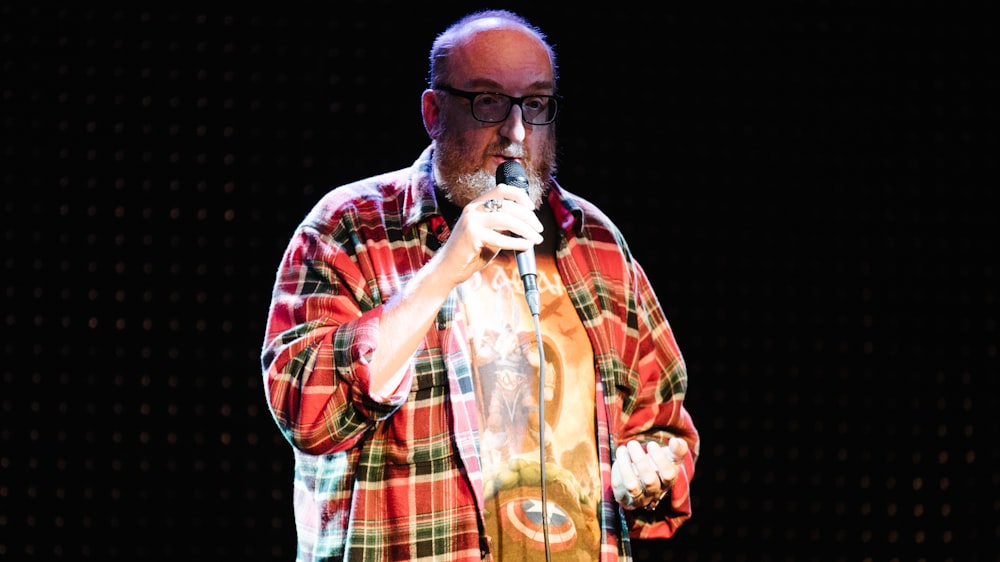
[492, 156, 522, 169]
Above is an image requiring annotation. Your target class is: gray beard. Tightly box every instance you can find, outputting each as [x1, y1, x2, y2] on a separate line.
[438, 167, 496, 208]
[433, 143, 555, 209]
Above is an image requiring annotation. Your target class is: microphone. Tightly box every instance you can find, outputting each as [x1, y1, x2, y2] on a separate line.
[496, 160, 550, 557]
[496, 160, 540, 316]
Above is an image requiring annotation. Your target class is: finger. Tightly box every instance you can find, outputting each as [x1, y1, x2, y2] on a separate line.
[645, 441, 678, 486]
[473, 204, 542, 247]
[475, 225, 541, 254]
[612, 474, 643, 510]
[476, 187, 543, 232]
[610, 458, 629, 504]
[613, 445, 643, 501]
[668, 436, 689, 464]
[468, 211, 540, 256]
[626, 441, 661, 498]
[610, 455, 625, 495]
[493, 183, 537, 208]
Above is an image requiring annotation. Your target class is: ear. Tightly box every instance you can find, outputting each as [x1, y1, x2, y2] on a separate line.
[421, 88, 442, 139]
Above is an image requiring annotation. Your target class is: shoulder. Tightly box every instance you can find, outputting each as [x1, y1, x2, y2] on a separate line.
[303, 168, 413, 229]
[549, 182, 624, 243]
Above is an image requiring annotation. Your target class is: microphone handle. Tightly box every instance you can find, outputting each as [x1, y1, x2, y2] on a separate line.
[517, 252, 540, 316]
[496, 161, 541, 316]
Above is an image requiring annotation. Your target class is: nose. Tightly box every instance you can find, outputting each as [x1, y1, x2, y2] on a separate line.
[498, 103, 526, 143]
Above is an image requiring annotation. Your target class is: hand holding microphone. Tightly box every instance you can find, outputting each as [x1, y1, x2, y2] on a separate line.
[440, 161, 541, 310]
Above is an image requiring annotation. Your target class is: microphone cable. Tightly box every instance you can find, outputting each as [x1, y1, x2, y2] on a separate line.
[530, 308, 551, 562]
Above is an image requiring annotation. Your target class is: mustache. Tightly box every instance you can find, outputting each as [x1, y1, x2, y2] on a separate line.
[488, 142, 527, 160]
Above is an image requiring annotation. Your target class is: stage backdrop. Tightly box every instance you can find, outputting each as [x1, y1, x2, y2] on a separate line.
[2, 4, 996, 561]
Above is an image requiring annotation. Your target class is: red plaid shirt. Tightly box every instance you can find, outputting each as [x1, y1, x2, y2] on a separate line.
[262, 146, 700, 561]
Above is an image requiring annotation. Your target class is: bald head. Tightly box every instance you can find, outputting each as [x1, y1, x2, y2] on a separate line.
[427, 10, 558, 90]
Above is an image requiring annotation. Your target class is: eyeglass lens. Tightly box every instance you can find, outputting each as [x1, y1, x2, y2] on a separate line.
[473, 93, 556, 124]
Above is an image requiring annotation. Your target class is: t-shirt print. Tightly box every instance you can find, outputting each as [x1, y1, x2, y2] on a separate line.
[461, 247, 601, 560]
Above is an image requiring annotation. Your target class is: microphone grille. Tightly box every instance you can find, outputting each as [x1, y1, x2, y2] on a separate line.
[496, 160, 529, 190]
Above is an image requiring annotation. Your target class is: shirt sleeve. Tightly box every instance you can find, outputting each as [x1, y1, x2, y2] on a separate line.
[619, 259, 700, 539]
[261, 220, 414, 456]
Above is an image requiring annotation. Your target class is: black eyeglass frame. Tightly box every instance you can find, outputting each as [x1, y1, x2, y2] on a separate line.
[435, 85, 561, 125]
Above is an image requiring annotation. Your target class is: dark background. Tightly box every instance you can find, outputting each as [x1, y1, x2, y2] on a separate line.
[2, 3, 996, 561]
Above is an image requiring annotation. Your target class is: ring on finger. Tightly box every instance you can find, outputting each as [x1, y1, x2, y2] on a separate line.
[629, 489, 644, 504]
[483, 198, 503, 212]
[644, 489, 669, 511]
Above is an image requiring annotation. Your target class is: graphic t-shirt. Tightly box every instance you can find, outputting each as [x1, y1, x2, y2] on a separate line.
[460, 244, 600, 561]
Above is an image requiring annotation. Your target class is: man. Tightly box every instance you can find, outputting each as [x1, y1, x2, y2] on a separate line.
[262, 9, 700, 561]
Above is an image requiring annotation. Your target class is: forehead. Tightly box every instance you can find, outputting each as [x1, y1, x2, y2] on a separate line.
[448, 25, 555, 89]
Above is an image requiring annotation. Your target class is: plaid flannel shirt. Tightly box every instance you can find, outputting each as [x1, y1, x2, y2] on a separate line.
[262, 146, 700, 561]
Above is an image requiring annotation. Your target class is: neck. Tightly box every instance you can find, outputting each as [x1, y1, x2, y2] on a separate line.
[434, 185, 465, 229]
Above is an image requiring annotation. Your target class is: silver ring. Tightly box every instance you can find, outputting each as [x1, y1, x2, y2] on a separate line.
[483, 198, 503, 212]
[630, 489, 644, 504]
[644, 489, 669, 511]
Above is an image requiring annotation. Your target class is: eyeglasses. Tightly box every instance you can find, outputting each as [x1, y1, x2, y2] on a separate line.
[436, 85, 560, 125]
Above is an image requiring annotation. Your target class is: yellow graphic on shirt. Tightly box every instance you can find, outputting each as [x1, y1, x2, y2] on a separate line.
[462, 249, 600, 561]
